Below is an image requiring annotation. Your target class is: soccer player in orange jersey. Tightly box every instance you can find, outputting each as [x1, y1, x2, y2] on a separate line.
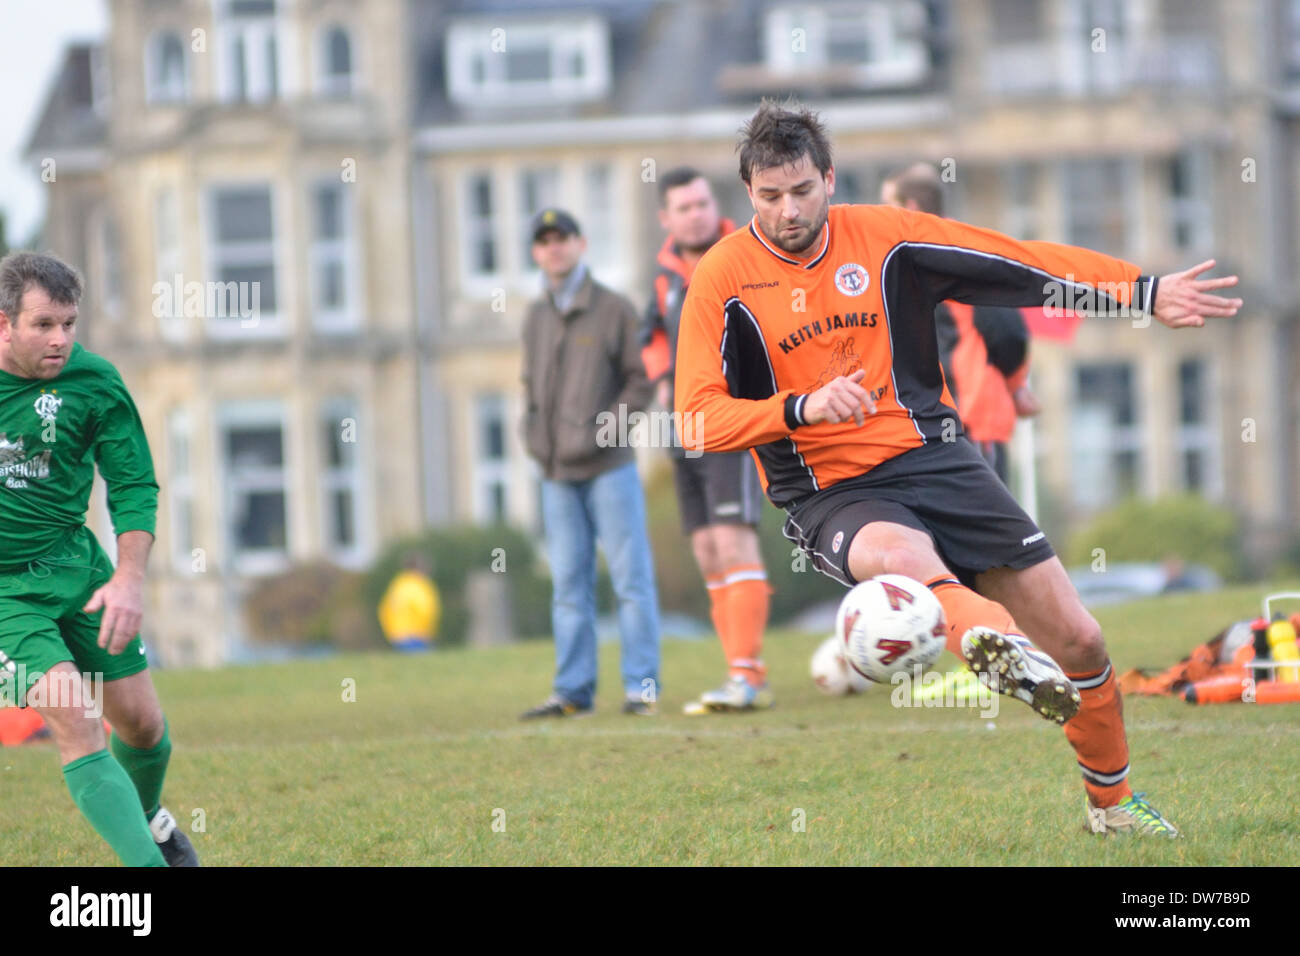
[675, 101, 1242, 836]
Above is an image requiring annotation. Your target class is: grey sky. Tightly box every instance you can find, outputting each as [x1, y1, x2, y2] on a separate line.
[0, 0, 107, 246]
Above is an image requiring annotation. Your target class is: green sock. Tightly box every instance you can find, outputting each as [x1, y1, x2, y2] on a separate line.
[110, 718, 171, 821]
[63, 750, 166, 867]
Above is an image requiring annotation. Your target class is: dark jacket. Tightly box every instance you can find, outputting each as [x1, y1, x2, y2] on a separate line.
[522, 272, 653, 481]
[641, 218, 738, 391]
[640, 220, 737, 459]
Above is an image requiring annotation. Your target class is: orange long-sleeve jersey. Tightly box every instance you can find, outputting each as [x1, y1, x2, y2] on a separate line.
[675, 203, 1158, 507]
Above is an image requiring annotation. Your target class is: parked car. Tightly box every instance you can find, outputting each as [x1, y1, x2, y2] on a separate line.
[1068, 561, 1221, 607]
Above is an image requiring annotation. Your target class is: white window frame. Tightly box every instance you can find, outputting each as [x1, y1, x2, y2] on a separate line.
[215, 0, 283, 103]
[983, 0, 1053, 98]
[1001, 162, 1039, 240]
[319, 397, 366, 567]
[1174, 356, 1222, 500]
[203, 182, 284, 339]
[309, 179, 361, 334]
[1070, 362, 1144, 511]
[516, 165, 561, 285]
[145, 30, 189, 105]
[317, 23, 356, 99]
[167, 408, 197, 574]
[1059, 0, 1151, 97]
[218, 400, 290, 576]
[1061, 157, 1136, 256]
[582, 162, 617, 276]
[94, 207, 124, 322]
[154, 188, 187, 342]
[471, 393, 510, 525]
[460, 169, 503, 295]
[1168, 148, 1213, 256]
[445, 16, 611, 107]
[764, 2, 930, 87]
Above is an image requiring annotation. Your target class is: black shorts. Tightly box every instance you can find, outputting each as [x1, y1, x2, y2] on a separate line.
[972, 439, 1010, 484]
[782, 438, 1054, 589]
[673, 450, 764, 535]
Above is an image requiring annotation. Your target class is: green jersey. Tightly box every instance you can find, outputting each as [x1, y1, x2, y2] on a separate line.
[0, 343, 158, 566]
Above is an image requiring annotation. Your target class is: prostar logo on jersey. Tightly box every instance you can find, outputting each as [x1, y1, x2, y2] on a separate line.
[834, 262, 869, 296]
[34, 389, 62, 422]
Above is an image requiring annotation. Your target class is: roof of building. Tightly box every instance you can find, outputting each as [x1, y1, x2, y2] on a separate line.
[25, 43, 107, 157]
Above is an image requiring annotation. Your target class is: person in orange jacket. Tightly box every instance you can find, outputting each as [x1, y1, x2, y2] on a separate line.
[642, 168, 773, 714]
[881, 163, 1040, 483]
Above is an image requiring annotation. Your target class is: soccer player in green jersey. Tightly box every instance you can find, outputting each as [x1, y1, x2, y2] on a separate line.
[0, 252, 198, 866]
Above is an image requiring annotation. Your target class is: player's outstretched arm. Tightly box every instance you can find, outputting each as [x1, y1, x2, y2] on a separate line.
[1152, 259, 1242, 329]
[801, 369, 877, 426]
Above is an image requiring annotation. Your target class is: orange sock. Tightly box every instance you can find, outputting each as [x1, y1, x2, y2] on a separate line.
[711, 564, 770, 685]
[1064, 661, 1132, 807]
[924, 578, 1132, 806]
[924, 575, 1021, 657]
[706, 573, 727, 645]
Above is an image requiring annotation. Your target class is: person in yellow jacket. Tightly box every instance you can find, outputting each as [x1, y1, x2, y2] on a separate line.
[378, 557, 441, 652]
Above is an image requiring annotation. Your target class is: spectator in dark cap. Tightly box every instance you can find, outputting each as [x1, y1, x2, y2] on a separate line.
[518, 208, 662, 719]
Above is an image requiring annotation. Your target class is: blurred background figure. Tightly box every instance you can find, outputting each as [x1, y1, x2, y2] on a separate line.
[378, 555, 441, 652]
[642, 167, 773, 714]
[881, 162, 1040, 485]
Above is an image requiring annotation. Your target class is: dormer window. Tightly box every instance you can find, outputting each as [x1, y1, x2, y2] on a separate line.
[446, 16, 610, 106]
[764, 1, 930, 88]
[146, 32, 189, 104]
[319, 24, 354, 98]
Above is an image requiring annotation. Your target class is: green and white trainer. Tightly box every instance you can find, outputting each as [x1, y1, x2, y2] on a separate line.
[1085, 792, 1181, 838]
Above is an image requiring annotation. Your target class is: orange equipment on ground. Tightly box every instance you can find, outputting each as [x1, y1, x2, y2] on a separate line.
[1117, 592, 1300, 705]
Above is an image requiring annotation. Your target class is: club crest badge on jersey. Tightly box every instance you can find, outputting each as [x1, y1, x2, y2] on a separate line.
[831, 530, 845, 553]
[834, 263, 869, 297]
[34, 391, 62, 422]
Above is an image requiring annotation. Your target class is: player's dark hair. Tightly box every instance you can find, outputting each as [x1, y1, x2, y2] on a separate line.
[0, 251, 83, 322]
[886, 163, 943, 216]
[658, 166, 706, 205]
[737, 98, 833, 185]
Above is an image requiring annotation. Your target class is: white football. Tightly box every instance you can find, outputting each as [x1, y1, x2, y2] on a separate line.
[810, 635, 871, 695]
[836, 574, 947, 684]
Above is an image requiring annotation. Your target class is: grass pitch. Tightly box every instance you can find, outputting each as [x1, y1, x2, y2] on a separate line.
[4, 581, 1298, 866]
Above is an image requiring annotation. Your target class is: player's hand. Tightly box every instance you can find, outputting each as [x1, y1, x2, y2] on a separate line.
[803, 369, 876, 426]
[84, 572, 145, 656]
[1012, 385, 1041, 418]
[1153, 259, 1241, 329]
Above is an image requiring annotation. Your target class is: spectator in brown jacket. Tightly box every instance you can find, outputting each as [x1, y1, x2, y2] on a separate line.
[519, 209, 662, 719]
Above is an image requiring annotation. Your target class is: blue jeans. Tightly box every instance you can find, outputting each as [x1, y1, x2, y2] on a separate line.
[540, 461, 660, 708]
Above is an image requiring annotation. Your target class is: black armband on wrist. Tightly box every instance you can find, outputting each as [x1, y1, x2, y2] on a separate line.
[1134, 275, 1160, 314]
[784, 394, 808, 430]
